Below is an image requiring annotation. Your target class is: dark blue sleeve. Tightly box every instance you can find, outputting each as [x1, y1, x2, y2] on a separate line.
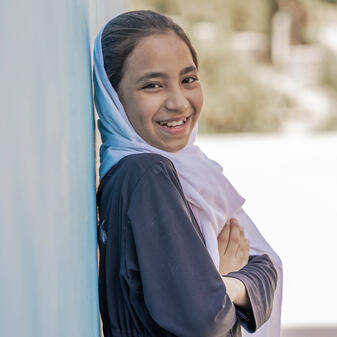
[226, 254, 278, 333]
[127, 161, 236, 337]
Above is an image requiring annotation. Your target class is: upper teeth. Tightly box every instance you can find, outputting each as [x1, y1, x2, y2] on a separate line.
[159, 117, 187, 127]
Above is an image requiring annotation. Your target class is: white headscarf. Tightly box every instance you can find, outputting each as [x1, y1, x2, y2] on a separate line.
[93, 21, 245, 269]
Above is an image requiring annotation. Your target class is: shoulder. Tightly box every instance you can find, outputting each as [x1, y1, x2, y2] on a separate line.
[118, 153, 175, 175]
[112, 153, 177, 184]
[97, 153, 178, 203]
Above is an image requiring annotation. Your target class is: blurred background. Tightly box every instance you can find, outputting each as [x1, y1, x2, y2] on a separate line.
[129, 0, 337, 134]
[127, 1, 337, 336]
[1, 0, 336, 336]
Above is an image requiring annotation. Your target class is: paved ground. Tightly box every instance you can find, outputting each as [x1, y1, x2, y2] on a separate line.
[281, 326, 337, 337]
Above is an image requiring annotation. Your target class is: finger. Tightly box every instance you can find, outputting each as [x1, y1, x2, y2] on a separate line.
[236, 244, 244, 261]
[239, 226, 245, 241]
[218, 221, 230, 255]
[242, 238, 250, 264]
[237, 235, 247, 259]
[225, 219, 241, 256]
[234, 238, 249, 270]
[218, 220, 230, 239]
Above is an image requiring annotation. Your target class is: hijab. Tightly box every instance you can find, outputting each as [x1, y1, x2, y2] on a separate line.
[93, 23, 245, 269]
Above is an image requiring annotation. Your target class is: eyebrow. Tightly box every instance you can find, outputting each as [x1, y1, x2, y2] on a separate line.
[136, 65, 197, 84]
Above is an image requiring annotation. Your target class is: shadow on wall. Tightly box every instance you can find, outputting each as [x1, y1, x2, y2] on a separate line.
[281, 326, 337, 337]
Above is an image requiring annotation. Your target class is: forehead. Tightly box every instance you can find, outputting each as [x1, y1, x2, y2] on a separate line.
[123, 32, 195, 77]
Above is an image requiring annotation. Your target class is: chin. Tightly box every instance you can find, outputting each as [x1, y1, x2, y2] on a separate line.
[162, 141, 188, 153]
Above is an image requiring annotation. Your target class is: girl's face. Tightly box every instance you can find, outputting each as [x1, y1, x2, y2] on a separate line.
[118, 31, 203, 152]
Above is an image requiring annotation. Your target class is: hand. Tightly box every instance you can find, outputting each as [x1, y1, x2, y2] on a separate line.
[217, 218, 249, 276]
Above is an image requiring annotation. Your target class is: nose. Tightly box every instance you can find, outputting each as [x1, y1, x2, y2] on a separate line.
[164, 86, 189, 112]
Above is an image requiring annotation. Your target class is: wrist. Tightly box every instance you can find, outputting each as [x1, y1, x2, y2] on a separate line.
[222, 276, 249, 308]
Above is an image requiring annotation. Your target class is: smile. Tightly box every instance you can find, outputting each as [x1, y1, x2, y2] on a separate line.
[157, 116, 190, 128]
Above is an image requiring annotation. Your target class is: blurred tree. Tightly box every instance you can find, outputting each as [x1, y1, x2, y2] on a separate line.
[267, 0, 279, 60]
[278, 0, 308, 44]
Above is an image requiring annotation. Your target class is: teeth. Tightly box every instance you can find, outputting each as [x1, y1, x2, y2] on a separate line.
[167, 120, 183, 127]
[159, 117, 188, 127]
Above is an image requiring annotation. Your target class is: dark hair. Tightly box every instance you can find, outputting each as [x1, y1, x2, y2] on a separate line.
[101, 10, 198, 91]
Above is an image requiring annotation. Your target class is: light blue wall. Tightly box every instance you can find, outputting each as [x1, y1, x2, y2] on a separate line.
[0, 1, 124, 336]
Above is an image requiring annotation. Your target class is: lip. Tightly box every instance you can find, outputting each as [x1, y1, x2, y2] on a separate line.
[156, 114, 191, 124]
[155, 114, 192, 135]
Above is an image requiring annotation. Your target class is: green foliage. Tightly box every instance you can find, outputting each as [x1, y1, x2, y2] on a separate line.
[197, 45, 290, 133]
[130, 0, 272, 33]
[322, 49, 337, 90]
[315, 113, 337, 131]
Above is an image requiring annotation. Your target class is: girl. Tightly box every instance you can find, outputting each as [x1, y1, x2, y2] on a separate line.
[94, 10, 282, 337]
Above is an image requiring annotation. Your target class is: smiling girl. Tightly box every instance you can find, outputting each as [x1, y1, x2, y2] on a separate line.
[94, 10, 281, 337]
[116, 31, 202, 152]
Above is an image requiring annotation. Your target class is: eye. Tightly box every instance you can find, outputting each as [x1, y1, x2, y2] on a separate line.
[182, 76, 198, 84]
[142, 83, 162, 89]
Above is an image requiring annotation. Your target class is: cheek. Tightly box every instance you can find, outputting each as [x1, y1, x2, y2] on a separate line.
[191, 87, 203, 115]
[125, 95, 158, 130]
[132, 94, 162, 121]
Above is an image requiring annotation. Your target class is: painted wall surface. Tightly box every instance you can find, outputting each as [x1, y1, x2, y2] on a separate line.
[0, 1, 124, 336]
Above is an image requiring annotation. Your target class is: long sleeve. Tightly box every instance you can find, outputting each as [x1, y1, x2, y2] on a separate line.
[233, 208, 283, 337]
[126, 161, 237, 337]
[226, 254, 278, 333]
